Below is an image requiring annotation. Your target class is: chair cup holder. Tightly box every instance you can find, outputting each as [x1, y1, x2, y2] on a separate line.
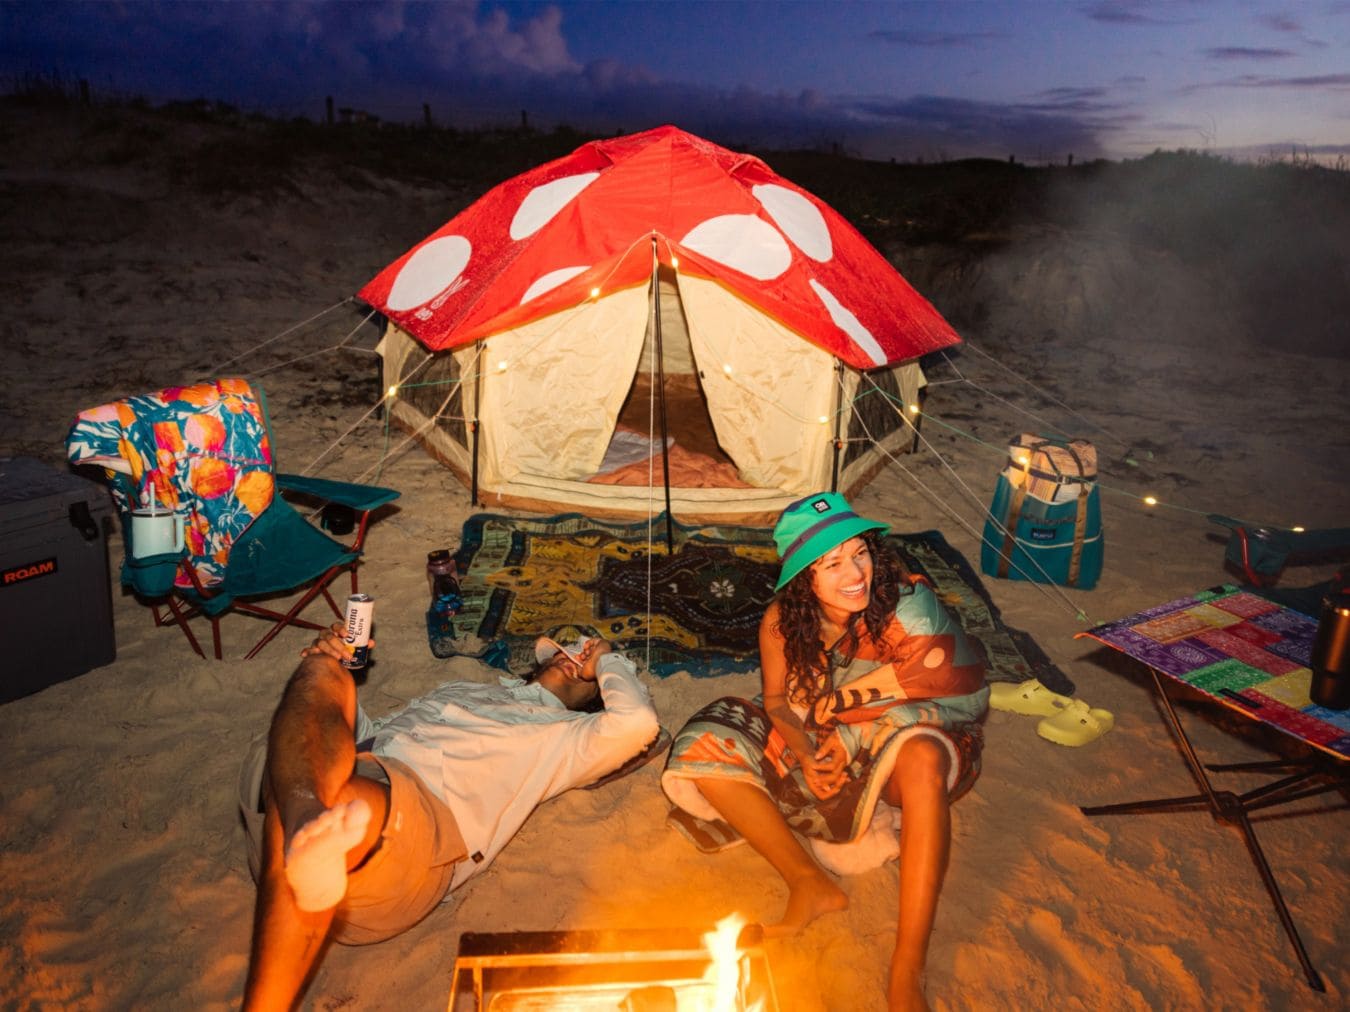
[124, 552, 182, 598]
[322, 503, 356, 536]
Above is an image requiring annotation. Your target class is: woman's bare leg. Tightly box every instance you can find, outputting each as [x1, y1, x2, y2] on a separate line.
[694, 778, 847, 934]
[882, 736, 953, 1012]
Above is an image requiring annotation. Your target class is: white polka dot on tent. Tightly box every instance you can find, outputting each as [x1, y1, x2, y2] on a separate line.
[753, 183, 833, 262]
[519, 265, 591, 305]
[387, 235, 472, 311]
[510, 172, 601, 241]
[679, 214, 792, 280]
[810, 279, 887, 366]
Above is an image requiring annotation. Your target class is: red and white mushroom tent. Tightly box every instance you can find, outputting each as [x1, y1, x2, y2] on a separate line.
[361, 125, 960, 523]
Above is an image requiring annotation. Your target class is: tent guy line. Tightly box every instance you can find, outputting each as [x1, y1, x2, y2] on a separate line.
[851, 370, 1095, 625]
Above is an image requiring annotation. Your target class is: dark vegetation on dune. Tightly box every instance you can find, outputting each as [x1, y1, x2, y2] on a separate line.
[3, 90, 1348, 359]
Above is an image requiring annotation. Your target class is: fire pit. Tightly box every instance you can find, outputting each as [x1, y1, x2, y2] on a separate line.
[448, 916, 779, 1011]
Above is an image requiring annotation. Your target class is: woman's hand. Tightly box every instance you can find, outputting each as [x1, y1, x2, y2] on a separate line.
[801, 731, 850, 799]
[299, 622, 372, 663]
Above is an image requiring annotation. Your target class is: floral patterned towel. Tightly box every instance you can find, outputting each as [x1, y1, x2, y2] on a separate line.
[66, 378, 275, 588]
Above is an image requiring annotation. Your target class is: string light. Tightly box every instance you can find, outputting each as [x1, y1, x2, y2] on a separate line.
[818, 415, 829, 424]
[497, 360, 508, 372]
[589, 286, 601, 298]
[386, 384, 398, 398]
[1143, 495, 1158, 506]
[722, 364, 733, 375]
[671, 256, 679, 269]
[908, 403, 921, 415]
[1292, 526, 1305, 533]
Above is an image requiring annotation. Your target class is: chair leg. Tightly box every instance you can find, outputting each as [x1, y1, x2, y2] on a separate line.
[162, 597, 206, 658]
[242, 566, 348, 660]
[323, 582, 344, 618]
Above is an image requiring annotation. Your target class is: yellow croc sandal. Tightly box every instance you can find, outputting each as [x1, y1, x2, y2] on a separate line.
[1036, 699, 1115, 747]
[989, 678, 1075, 717]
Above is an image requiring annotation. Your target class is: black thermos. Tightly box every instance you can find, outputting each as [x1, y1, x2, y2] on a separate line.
[1309, 589, 1350, 710]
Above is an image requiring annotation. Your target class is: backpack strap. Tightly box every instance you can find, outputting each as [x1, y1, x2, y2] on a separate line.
[997, 482, 1027, 579]
[1067, 483, 1089, 587]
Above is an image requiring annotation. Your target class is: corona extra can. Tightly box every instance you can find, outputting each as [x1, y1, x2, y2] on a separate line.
[341, 594, 374, 669]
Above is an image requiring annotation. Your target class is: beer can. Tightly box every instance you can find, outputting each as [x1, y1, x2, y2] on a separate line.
[341, 594, 374, 669]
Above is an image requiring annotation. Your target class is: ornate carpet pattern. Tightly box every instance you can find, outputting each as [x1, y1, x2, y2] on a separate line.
[452, 512, 1070, 690]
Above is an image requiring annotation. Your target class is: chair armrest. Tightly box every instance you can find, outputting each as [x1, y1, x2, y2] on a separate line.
[276, 473, 400, 512]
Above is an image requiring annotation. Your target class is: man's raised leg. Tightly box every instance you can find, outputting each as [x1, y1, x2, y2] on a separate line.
[243, 653, 389, 1011]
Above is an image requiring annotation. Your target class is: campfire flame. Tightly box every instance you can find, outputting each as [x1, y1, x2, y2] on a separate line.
[698, 914, 763, 1012]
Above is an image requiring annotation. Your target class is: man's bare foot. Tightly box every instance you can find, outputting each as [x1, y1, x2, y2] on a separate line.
[284, 799, 372, 912]
[763, 871, 848, 938]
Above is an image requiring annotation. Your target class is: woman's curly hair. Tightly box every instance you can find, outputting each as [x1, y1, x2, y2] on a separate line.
[774, 529, 912, 707]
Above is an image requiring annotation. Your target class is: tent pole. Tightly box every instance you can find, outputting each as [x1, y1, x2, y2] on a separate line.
[651, 238, 674, 554]
[470, 342, 482, 506]
[830, 359, 845, 493]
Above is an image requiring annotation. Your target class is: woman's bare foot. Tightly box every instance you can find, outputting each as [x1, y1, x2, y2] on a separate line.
[284, 799, 372, 912]
[887, 961, 930, 1012]
[763, 870, 848, 937]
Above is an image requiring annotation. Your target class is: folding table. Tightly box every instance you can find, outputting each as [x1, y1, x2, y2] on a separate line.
[1081, 585, 1350, 992]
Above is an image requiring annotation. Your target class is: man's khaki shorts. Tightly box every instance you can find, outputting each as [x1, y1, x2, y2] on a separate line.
[239, 737, 467, 944]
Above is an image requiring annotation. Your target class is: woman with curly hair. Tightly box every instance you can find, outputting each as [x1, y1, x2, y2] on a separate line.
[662, 492, 988, 1011]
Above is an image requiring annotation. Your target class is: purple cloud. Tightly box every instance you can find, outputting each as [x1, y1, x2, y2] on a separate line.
[1202, 47, 1296, 61]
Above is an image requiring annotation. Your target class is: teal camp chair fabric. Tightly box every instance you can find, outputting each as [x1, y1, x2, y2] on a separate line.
[1209, 514, 1350, 587]
[67, 379, 399, 659]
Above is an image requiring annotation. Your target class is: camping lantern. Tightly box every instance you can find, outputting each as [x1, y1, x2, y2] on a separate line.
[448, 918, 778, 1011]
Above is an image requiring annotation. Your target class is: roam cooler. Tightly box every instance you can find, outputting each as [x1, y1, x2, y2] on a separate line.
[980, 434, 1103, 590]
[0, 457, 116, 702]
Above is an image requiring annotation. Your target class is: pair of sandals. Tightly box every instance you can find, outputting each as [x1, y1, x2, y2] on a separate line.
[989, 678, 1114, 746]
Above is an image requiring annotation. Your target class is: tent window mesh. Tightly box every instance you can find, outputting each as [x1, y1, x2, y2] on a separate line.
[399, 350, 466, 445]
[842, 367, 903, 467]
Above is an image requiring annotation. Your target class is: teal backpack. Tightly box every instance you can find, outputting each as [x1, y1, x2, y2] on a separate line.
[980, 434, 1103, 590]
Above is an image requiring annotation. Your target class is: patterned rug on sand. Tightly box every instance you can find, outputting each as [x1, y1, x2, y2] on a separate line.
[450, 511, 1072, 691]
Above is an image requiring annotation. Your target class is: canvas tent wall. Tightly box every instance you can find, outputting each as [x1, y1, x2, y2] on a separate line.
[363, 125, 956, 524]
[378, 271, 925, 524]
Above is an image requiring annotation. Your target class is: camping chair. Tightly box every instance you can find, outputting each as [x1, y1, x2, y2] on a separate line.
[1208, 514, 1350, 587]
[66, 378, 399, 659]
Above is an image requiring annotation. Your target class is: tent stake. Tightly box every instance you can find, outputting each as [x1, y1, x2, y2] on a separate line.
[651, 239, 674, 554]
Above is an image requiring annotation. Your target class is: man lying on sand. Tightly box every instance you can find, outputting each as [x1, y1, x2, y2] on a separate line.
[237, 626, 660, 1010]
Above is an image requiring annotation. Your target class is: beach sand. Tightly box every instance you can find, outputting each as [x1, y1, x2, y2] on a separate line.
[2, 101, 1347, 1011]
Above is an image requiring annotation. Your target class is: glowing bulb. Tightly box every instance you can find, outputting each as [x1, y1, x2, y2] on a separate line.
[671, 256, 679, 269]
[722, 363, 733, 375]
[386, 384, 398, 398]
[1143, 495, 1158, 506]
[1292, 525, 1305, 533]
[589, 286, 601, 298]
[1016, 455, 1030, 467]
[818, 415, 829, 424]
[497, 360, 508, 372]
[908, 403, 920, 415]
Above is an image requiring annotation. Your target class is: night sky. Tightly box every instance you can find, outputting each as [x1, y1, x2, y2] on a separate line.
[3, 0, 1347, 164]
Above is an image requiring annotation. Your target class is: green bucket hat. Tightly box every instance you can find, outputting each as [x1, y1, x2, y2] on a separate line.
[772, 492, 889, 591]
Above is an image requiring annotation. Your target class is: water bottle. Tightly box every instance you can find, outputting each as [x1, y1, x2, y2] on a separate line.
[426, 549, 461, 658]
[1309, 588, 1350, 710]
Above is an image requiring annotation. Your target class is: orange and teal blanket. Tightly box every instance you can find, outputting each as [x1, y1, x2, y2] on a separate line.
[66, 378, 274, 587]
